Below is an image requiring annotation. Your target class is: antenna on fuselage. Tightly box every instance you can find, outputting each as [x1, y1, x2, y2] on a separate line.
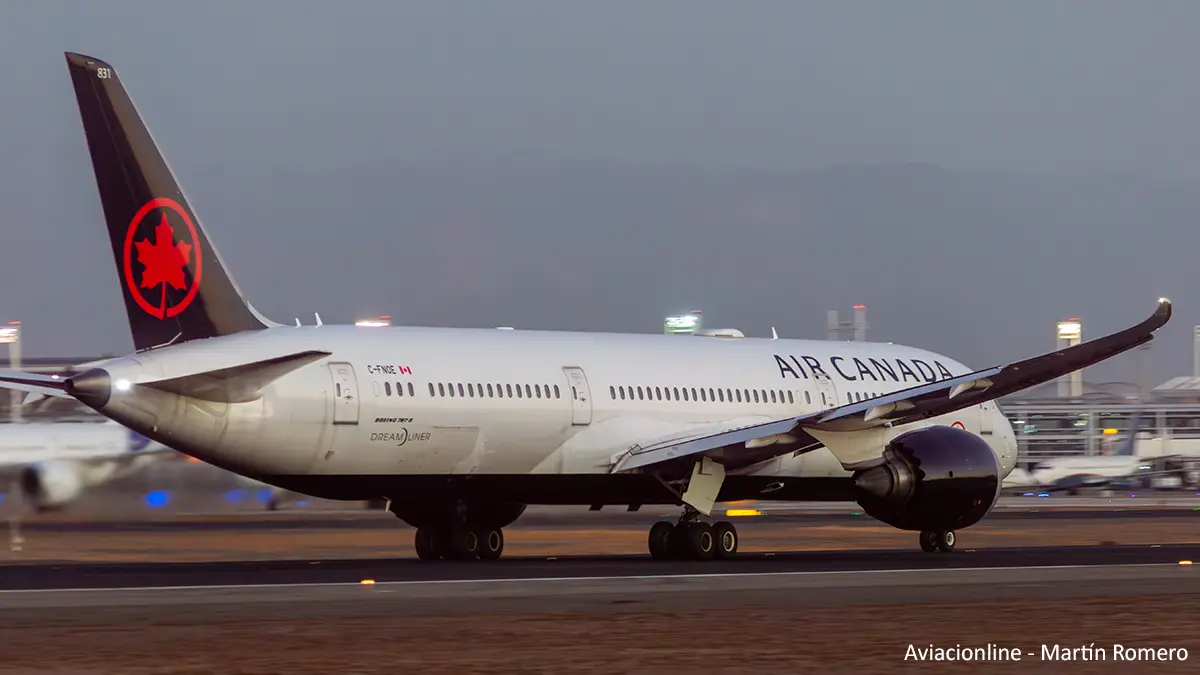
[771, 327, 779, 340]
[314, 313, 323, 326]
[294, 318, 301, 327]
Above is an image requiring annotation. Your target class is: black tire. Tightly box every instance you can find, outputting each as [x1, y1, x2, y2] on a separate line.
[712, 521, 738, 559]
[478, 527, 504, 561]
[648, 521, 675, 560]
[414, 527, 440, 561]
[681, 522, 715, 561]
[446, 526, 481, 560]
[935, 530, 956, 553]
[919, 530, 938, 553]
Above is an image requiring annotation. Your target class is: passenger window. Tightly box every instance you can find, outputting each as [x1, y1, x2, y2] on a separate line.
[438, 383, 446, 397]
[506, 384, 513, 397]
[610, 386, 616, 399]
[487, 383, 494, 398]
[691, 387, 698, 401]
[752, 390, 759, 403]
[735, 389, 742, 403]
[682, 388, 689, 401]
[525, 384, 532, 398]
[554, 385, 560, 398]
[457, 383, 465, 397]
[787, 391, 794, 404]
[536, 385, 542, 399]
[770, 390, 777, 404]
[429, 383, 435, 396]
[336, 383, 342, 398]
[408, 383, 414, 397]
[468, 383, 475, 397]
[673, 387, 680, 400]
[516, 385, 523, 398]
[718, 389, 725, 402]
[544, 384, 551, 399]
[725, 388, 732, 402]
[653, 386, 660, 400]
[619, 386, 626, 400]
[805, 391, 811, 404]
[381, 381, 390, 396]
[743, 389, 750, 402]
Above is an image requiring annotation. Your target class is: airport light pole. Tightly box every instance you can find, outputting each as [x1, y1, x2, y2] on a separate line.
[0, 321, 19, 423]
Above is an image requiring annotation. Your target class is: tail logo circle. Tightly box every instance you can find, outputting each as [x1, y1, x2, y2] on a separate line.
[122, 198, 203, 319]
[951, 421, 966, 430]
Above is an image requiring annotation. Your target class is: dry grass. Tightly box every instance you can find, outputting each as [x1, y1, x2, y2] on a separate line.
[2, 595, 1197, 674]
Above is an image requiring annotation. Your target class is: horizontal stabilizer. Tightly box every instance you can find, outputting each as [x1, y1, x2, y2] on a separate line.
[140, 350, 331, 403]
[0, 370, 71, 399]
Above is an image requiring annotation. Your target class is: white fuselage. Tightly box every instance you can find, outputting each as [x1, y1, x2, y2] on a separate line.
[1004, 455, 1146, 488]
[90, 325, 1017, 505]
[0, 421, 143, 464]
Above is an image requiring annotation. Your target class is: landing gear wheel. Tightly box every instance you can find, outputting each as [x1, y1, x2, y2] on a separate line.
[648, 521, 675, 560]
[446, 526, 481, 560]
[919, 530, 938, 553]
[712, 521, 738, 559]
[678, 522, 715, 561]
[477, 527, 505, 561]
[414, 526, 440, 561]
[935, 530, 956, 553]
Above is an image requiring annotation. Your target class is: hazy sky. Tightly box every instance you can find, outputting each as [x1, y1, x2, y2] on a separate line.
[1, 1, 1198, 387]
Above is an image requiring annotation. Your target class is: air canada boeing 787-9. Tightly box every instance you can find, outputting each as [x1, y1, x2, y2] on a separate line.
[0, 53, 1173, 561]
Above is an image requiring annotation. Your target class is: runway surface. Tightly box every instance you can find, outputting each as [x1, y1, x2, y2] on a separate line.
[2, 544, 1198, 617]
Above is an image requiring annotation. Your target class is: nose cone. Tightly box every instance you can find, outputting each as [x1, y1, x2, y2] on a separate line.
[64, 368, 112, 409]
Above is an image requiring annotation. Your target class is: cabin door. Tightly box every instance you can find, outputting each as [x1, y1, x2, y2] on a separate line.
[328, 362, 360, 425]
[815, 372, 839, 409]
[562, 366, 593, 426]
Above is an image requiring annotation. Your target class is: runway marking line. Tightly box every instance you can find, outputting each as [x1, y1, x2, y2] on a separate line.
[0, 562, 1187, 595]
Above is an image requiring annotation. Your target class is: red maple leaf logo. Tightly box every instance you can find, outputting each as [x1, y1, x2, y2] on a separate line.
[133, 213, 193, 313]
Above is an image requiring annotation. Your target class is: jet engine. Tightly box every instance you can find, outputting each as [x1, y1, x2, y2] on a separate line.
[19, 460, 85, 512]
[852, 425, 1001, 532]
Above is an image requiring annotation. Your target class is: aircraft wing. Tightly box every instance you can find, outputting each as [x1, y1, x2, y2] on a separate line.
[612, 298, 1171, 475]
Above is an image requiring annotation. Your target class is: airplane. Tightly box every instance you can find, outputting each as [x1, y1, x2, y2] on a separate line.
[0, 419, 171, 511]
[0, 52, 1173, 562]
[1003, 408, 1184, 494]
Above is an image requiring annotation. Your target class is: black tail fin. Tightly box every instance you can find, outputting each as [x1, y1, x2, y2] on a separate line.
[64, 52, 272, 352]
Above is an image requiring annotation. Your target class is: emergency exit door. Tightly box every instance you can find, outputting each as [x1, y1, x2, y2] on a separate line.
[328, 362, 360, 425]
[562, 366, 593, 426]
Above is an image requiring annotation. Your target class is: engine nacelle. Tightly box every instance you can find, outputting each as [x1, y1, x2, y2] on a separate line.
[19, 460, 85, 511]
[852, 425, 1001, 532]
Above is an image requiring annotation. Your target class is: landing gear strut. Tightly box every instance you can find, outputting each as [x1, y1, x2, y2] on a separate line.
[918, 529, 956, 553]
[647, 507, 739, 561]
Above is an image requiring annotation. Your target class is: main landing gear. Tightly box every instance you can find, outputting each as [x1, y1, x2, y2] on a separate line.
[647, 508, 739, 561]
[918, 529, 956, 553]
[413, 523, 506, 561]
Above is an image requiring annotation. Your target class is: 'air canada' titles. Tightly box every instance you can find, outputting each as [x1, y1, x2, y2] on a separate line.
[773, 353, 956, 383]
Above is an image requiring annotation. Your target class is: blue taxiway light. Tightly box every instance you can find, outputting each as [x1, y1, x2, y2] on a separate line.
[144, 490, 169, 508]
